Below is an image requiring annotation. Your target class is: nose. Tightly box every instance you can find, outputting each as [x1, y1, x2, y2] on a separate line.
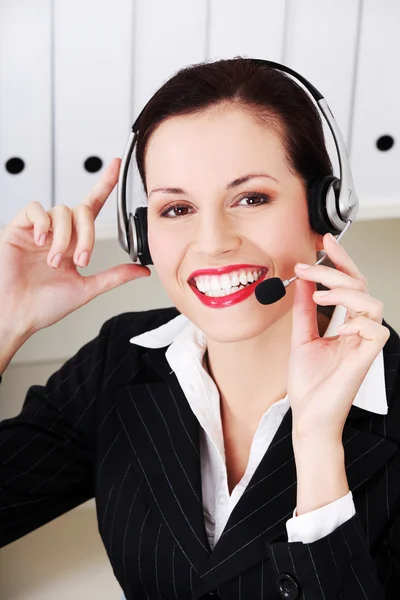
[191, 208, 241, 258]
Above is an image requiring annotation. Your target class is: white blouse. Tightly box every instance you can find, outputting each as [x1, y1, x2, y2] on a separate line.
[130, 304, 388, 550]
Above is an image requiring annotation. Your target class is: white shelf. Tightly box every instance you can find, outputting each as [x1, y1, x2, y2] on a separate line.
[358, 203, 400, 221]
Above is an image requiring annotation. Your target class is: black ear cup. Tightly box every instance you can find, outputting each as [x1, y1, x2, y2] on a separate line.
[307, 175, 343, 236]
[130, 207, 153, 265]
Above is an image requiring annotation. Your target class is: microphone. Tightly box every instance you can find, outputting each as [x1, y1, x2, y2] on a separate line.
[255, 221, 351, 305]
[255, 277, 287, 305]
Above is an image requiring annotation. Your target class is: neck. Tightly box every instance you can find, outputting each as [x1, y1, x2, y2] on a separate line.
[204, 309, 331, 427]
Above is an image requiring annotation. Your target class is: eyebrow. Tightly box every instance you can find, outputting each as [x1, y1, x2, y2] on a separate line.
[148, 172, 279, 199]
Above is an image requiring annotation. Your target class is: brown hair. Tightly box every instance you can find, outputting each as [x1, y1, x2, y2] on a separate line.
[134, 57, 333, 195]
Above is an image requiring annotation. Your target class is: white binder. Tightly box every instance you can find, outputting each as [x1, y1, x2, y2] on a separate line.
[53, 0, 135, 227]
[0, 0, 52, 228]
[350, 0, 400, 219]
[283, 0, 361, 175]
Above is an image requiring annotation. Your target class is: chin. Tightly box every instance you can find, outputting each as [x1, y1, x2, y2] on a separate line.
[182, 302, 286, 344]
[202, 324, 266, 344]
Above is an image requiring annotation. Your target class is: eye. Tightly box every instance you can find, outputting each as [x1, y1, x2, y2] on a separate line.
[158, 192, 272, 219]
[236, 192, 271, 206]
[159, 203, 193, 219]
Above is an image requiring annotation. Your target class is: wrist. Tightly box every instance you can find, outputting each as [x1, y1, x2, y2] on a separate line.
[0, 322, 31, 374]
[1, 312, 33, 340]
[293, 439, 349, 516]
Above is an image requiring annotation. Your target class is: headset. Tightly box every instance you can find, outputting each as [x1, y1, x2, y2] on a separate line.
[116, 58, 359, 267]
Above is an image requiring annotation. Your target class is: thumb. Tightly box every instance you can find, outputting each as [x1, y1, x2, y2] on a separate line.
[291, 278, 319, 352]
[82, 264, 151, 303]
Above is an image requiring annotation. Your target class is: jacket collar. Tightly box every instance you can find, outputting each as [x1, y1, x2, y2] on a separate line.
[130, 305, 389, 415]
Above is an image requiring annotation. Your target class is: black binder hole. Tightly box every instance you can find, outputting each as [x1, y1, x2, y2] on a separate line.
[376, 135, 394, 151]
[5, 157, 25, 174]
[84, 156, 103, 173]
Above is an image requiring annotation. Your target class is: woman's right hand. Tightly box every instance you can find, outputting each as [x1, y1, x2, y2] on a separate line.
[0, 157, 151, 340]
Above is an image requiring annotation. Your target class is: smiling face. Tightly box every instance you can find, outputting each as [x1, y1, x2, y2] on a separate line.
[145, 103, 322, 342]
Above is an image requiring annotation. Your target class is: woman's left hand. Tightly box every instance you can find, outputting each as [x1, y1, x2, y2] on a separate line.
[288, 232, 389, 444]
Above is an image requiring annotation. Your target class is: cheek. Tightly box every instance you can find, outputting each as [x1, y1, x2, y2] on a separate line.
[255, 206, 309, 253]
[282, 193, 312, 234]
[257, 200, 314, 268]
[147, 223, 183, 283]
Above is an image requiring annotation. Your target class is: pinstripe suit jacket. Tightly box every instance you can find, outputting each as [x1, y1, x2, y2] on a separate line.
[1, 306, 400, 600]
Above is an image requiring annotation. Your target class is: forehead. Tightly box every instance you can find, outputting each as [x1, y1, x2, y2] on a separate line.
[144, 106, 289, 189]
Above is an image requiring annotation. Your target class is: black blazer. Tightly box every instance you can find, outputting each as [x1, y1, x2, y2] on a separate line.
[1, 306, 400, 600]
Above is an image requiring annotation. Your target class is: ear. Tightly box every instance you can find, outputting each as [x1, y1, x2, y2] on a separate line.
[316, 232, 325, 250]
[311, 231, 325, 257]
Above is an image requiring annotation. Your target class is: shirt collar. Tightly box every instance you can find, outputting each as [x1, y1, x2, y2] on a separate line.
[130, 305, 388, 415]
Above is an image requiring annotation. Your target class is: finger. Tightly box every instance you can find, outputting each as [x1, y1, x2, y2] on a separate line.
[72, 204, 95, 268]
[46, 205, 72, 268]
[335, 318, 390, 394]
[294, 262, 367, 294]
[291, 278, 319, 351]
[337, 316, 390, 347]
[81, 157, 121, 219]
[82, 264, 151, 303]
[9, 201, 51, 246]
[313, 288, 384, 324]
[322, 233, 367, 286]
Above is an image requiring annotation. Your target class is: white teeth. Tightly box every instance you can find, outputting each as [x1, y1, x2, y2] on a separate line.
[231, 272, 240, 287]
[210, 277, 221, 292]
[202, 276, 211, 292]
[195, 279, 204, 293]
[239, 271, 248, 286]
[220, 273, 232, 290]
[204, 286, 242, 297]
[193, 268, 264, 297]
[205, 288, 228, 297]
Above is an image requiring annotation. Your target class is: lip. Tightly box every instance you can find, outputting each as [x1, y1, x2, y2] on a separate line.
[188, 263, 268, 282]
[189, 268, 269, 309]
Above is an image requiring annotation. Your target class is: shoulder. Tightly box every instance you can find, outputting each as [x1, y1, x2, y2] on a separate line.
[27, 306, 181, 432]
[102, 305, 180, 341]
[43, 306, 180, 397]
[382, 318, 400, 398]
[94, 305, 180, 384]
[382, 318, 400, 403]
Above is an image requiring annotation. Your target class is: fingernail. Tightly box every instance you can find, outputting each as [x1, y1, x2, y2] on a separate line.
[296, 263, 311, 269]
[314, 290, 330, 297]
[38, 233, 47, 247]
[78, 252, 89, 268]
[329, 233, 339, 244]
[51, 253, 63, 268]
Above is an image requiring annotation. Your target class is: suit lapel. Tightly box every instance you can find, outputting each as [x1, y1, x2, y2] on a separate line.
[116, 347, 211, 576]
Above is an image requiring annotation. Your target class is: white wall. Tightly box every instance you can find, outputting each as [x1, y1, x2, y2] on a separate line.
[1, 218, 399, 599]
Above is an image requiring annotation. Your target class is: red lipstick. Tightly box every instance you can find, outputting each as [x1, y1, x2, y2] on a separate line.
[188, 265, 268, 309]
[189, 263, 265, 280]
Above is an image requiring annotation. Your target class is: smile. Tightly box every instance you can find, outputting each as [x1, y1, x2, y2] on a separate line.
[188, 264, 268, 308]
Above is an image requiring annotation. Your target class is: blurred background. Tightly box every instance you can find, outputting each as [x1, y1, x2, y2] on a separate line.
[0, 0, 399, 598]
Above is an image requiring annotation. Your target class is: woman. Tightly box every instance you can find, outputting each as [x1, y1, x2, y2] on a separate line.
[1, 58, 399, 599]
